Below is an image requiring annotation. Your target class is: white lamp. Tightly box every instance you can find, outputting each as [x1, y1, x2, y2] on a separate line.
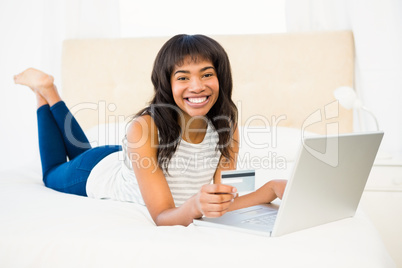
[334, 86, 379, 131]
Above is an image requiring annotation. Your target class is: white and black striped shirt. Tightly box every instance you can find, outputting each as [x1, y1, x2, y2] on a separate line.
[86, 121, 221, 207]
[163, 123, 221, 206]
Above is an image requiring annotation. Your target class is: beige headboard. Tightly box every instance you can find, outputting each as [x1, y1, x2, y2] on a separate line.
[61, 31, 354, 134]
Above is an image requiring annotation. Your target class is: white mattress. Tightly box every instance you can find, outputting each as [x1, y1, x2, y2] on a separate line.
[0, 126, 396, 267]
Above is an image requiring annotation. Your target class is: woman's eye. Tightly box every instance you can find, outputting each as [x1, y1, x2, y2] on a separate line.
[203, 73, 213, 78]
[177, 77, 187, 81]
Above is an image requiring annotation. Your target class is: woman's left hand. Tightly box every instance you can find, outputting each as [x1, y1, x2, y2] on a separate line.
[256, 179, 288, 204]
[229, 179, 288, 211]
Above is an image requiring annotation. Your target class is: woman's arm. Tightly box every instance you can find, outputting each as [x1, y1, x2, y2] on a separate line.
[126, 115, 236, 226]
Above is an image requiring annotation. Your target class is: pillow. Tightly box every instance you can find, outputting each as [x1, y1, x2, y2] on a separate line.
[85, 122, 129, 147]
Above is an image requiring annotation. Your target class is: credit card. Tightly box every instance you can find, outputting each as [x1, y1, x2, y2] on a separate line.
[221, 169, 255, 193]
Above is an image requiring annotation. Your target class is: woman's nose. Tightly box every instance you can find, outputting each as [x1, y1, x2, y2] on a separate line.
[189, 78, 204, 93]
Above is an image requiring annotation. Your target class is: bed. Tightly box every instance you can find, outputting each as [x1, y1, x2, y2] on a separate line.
[0, 31, 396, 267]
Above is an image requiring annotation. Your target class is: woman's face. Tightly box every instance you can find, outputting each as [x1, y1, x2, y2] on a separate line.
[170, 56, 219, 121]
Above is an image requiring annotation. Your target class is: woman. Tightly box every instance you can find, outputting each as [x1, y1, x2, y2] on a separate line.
[14, 34, 286, 226]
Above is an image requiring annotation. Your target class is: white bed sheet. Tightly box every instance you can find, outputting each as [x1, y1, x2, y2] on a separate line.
[0, 162, 395, 268]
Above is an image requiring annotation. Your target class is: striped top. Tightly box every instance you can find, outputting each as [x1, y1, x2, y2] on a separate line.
[86, 121, 221, 207]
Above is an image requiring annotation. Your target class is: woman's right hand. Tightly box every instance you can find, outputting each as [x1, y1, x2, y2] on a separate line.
[194, 184, 237, 218]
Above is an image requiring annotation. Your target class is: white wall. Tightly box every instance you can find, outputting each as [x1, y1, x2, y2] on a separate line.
[0, 0, 46, 171]
[286, 0, 402, 157]
[119, 0, 286, 37]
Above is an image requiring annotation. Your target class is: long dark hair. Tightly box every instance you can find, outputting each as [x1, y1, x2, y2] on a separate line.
[136, 34, 238, 173]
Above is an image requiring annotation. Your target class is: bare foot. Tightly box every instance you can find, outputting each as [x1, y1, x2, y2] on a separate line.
[14, 68, 54, 90]
[14, 68, 61, 106]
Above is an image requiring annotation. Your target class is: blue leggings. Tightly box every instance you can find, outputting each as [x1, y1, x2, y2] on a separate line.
[37, 101, 121, 196]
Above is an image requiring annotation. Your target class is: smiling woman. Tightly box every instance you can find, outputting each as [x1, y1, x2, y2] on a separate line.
[13, 34, 289, 228]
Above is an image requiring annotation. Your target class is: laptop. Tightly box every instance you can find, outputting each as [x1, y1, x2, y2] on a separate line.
[193, 132, 384, 237]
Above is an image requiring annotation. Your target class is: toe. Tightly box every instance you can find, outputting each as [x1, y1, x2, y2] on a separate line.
[13, 74, 20, 84]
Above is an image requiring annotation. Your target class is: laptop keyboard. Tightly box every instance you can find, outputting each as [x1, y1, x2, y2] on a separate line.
[241, 213, 276, 226]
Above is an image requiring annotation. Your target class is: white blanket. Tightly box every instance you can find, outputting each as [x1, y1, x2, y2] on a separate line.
[0, 163, 395, 268]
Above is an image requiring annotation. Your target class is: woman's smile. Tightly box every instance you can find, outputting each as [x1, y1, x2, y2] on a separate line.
[185, 95, 210, 106]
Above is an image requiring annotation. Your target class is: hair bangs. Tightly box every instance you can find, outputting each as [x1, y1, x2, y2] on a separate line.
[168, 35, 217, 70]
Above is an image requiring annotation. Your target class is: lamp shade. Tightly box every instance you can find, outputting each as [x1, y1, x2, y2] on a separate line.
[333, 86, 357, 109]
